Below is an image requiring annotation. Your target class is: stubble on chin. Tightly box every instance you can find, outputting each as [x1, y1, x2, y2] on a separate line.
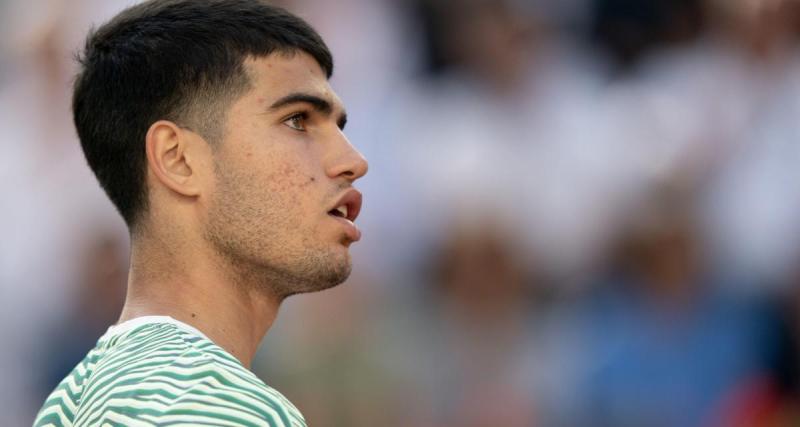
[209, 237, 353, 300]
[203, 201, 353, 300]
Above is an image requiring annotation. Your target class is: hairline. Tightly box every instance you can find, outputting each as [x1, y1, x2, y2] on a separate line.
[182, 49, 326, 141]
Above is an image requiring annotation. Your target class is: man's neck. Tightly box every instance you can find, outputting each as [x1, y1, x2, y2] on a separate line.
[120, 240, 282, 368]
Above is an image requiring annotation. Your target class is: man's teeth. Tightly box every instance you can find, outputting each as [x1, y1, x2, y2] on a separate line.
[335, 205, 348, 217]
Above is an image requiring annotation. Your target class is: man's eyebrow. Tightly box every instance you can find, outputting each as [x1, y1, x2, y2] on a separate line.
[269, 92, 348, 129]
[269, 92, 333, 114]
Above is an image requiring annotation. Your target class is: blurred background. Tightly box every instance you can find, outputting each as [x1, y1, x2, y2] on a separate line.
[3, 0, 800, 425]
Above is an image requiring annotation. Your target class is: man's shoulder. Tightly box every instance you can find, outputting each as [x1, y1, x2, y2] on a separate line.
[70, 322, 305, 426]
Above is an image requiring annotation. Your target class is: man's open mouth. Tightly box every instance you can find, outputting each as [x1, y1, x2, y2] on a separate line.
[328, 205, 348, 218]
[328, 189, 362, 222]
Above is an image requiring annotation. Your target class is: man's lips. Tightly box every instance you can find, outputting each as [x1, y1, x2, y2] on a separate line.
[329, 189, 362, 222]
[328, 189, 363, 242]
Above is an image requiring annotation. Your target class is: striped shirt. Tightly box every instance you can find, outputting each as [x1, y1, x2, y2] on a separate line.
[34, 316, 306, 427]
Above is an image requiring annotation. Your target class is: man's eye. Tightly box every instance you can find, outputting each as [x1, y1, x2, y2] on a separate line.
[284, 113, 307, 131]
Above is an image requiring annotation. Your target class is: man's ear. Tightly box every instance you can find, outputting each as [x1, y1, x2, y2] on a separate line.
[145, 120, 204, 197]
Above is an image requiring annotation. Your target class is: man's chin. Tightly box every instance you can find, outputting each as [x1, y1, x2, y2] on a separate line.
[309, 261, 353, 292]
[281, 259, 352, 298]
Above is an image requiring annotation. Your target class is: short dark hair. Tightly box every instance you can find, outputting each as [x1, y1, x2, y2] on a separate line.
[73, 0, 333, 230]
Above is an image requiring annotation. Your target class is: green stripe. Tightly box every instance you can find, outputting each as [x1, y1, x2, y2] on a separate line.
[39, 395, 75, 420]
[34, 412, 66, 427]
[99, 405, 264, 427]
[103, 391, 276, 423]
[84, 376, 276, 424]
[80, 348, 201, 406]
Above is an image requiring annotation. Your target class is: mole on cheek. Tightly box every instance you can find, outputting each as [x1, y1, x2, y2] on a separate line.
[295, 176, 316, 188]
[277, 166, 309, 187]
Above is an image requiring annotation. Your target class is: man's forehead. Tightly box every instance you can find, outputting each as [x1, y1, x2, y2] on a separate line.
[244, 53, 344, 111]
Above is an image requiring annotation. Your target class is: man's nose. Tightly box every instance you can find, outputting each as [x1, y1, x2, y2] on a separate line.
[326, 133, 368, 182]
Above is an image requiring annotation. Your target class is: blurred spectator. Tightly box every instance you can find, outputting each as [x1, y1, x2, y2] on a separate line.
[589, 0, 705, 73]
[394, 0, 641, 286]
[398, 220, 540, 427]
[706, 260, 800, 427]
[620, 0, 800, 286]
[567, 187, 780, 427]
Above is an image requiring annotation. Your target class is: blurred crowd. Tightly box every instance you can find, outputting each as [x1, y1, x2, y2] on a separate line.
[3, 0, 800, 426]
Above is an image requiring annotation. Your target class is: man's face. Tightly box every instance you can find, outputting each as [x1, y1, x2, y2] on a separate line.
[203, 52, 368, 298]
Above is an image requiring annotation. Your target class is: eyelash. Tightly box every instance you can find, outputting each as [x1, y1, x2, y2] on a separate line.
[284, 112, 309, 131]
[283, 111, 347, 132]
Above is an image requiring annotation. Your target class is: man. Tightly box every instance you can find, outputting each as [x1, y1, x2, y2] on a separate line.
[34, 0, 368, 425]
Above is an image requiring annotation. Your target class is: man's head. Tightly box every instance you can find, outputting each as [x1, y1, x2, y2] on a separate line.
[75, 0, 368, 297]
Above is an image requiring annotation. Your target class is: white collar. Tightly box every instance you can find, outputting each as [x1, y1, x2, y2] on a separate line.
[103, 315, 211, 341]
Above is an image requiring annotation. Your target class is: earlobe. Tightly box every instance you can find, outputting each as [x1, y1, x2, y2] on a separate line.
[145, 120, 201, 197]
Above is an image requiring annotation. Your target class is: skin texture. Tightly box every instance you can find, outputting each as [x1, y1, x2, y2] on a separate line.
[118, 51, 368, 367]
